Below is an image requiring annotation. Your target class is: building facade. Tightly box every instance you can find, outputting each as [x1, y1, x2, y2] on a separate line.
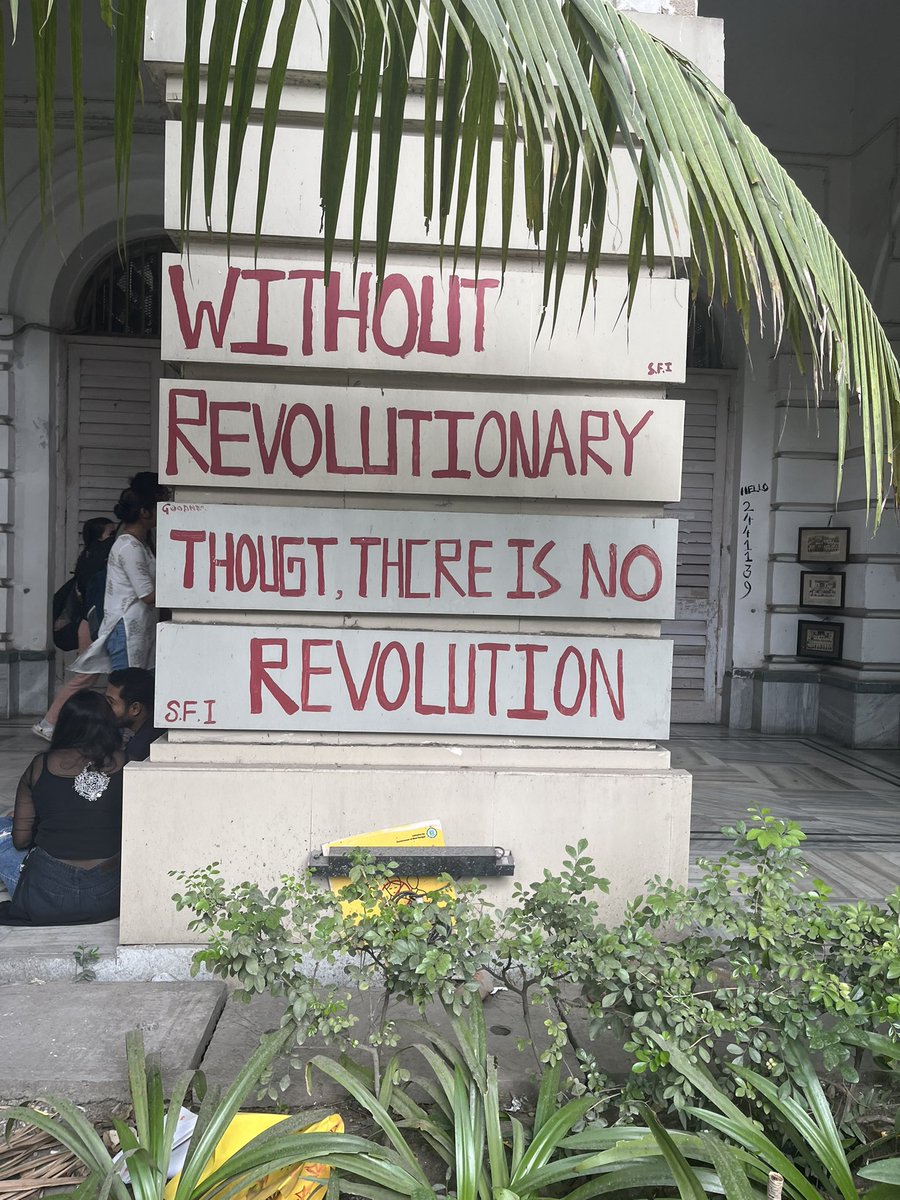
[0, 0, 897, 751]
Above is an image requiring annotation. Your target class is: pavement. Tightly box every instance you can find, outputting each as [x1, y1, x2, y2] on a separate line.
[0, 718, 897, 1117]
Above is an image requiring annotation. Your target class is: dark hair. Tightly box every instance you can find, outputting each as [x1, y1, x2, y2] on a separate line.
[82, 516, 114, 548]
[114, 487, 151, 525]
[108, 668, 155, 713]
[130, 471, 171, 505]
[51, 691, 121, 770]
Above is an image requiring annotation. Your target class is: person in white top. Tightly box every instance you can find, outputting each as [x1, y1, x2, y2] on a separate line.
[69, 486, 159, 677]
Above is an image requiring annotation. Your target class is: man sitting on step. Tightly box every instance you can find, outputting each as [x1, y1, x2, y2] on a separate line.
[105, 668, 161, 763]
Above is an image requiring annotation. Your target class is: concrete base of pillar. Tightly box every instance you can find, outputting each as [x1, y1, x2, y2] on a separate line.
[119, 744, 692, 944]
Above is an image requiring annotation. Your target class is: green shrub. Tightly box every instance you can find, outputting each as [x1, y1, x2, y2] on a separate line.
[172, 809, 900, 1118]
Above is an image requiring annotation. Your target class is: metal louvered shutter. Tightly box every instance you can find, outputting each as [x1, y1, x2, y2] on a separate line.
[662, 377, 731, 721]
[64, 341, 161, 578]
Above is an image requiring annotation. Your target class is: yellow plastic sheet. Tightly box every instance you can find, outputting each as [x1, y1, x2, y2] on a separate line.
[164, 1111, 343, 1200]
[325, 819, 453, 917]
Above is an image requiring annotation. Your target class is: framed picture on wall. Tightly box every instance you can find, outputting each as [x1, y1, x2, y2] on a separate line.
[797, 620, 844, 661]
[797, 527, 850, 562]
[799, 571, 845, 609]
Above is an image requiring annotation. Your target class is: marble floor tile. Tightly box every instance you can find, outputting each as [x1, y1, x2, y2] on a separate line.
[0, 722, 895, 910]
[669, 727, 900, 903]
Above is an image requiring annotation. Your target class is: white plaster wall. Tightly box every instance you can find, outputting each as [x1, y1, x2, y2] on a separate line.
[727, 331, 777, 672]
[145, 5, 719, 83]
[0, 134, 165, 703]
[120, 758, 692, 944]
[707, 0, 900, 740]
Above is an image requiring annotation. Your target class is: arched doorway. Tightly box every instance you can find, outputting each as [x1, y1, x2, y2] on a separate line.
[59, 238, 172, 596]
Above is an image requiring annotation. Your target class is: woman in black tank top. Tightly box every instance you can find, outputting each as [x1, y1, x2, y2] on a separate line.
[2, 692, 125, 925]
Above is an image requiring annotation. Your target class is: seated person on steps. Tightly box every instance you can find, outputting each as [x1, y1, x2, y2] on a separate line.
[105, 668, 162, 763]
[0, 692, 125, 925]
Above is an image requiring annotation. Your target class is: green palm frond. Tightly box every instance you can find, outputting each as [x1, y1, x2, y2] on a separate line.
[3, 0, 898, 514]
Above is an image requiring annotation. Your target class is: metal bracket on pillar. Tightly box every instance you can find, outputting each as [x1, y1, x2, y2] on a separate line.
[308, 846, 515, 878]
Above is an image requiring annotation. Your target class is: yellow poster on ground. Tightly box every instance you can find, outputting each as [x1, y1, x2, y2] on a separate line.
[325, 820, 453, 916]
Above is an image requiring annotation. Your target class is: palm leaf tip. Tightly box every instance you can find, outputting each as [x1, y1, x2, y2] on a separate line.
[159, 0, 900, 516]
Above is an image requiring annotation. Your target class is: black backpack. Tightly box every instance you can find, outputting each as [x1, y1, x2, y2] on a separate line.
[52, 577, 82, 651]
[78, 537, 114, 640]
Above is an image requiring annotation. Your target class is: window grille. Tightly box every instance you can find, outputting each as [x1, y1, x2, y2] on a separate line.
[687, 296, 726, 370]
[74, 238, 174, 338]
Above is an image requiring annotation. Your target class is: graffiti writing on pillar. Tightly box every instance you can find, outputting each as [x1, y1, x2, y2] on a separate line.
[739, 482, 768, 597]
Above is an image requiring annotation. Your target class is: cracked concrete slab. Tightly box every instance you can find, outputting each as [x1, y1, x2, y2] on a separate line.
[0, 981, 227, 1119]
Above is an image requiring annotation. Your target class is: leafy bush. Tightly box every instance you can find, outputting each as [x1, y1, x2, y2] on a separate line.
[172, 809, 900, 1119]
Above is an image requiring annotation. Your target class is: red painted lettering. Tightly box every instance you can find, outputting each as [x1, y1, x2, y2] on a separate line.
[361, 406, 398, 475]
[168, 264, 239, 350]
[208, 531, 235, 593]
[467, 540, 492, 598]
[403, 540, 430, 600]
[460, 277, 500, 351]
[169, 529, 205, 589]
[554, 647, 587, 716]
[581, 544, 616, 600]
[507, 539, 535, 600]
[614, 408, 653, 476]
[414, 643, 446, 715]
[307, 537, 337, 598]
[372, 274, 418, 357]
[448, 643, 477, 714]
[397, 409, 432, 476]
[620, 544, 663, 602]
[477, 642, 511, 715]
[474, 411, 507, 478]
[335, 639, 381, 710]
[249, 637, 299, 716]
[432, 410, 474, 479]
[278, 538, 308, 598]
[351, 537, 380, 598]
[590, 648, 625, 721]
[435, 540, 465, 598]
[252, 403, 288, 474]
[509, 411, 540, 478]
[507, 643, 549, 720]
[325, 270, 370, 352]
[235, 533, 259, 592]
[418, 274, 461, 356]
[325, 404, 364, 474]
[209, 401, 251, 476]
[579, 411, 613, 476]
[301, 639, 333, 712]
[533, 541, 561, 598]
[539, 410, 577, 477]
[287, 268, 325, 357]
[166, 389, 210, 477]
[381, 539, 403, 598]
[231, 269, 289, 356]
[281, 404, 323, 476]
[375, 641, 411, 710]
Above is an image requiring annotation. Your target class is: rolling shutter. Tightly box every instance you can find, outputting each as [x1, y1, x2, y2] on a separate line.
[65, 342, 160, 575]
[662, 378, 730, 721]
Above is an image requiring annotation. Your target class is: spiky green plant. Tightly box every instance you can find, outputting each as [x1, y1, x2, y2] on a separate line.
[1, 1026, 340, 1200]
[2, 0, 898, 510]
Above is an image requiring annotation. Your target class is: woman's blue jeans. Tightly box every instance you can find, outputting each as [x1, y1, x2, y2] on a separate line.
[0, 816, 26, 896]
[9, 846, 120, 924]
[106, 620, 130, 670]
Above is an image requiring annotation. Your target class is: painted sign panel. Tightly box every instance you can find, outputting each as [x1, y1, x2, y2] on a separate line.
[156, 503, 678, 620]
[160, 252, 689, 384]
[155, 624, 673, 739]
[166, 122, 690, 260]
[160, 382, 685, 502]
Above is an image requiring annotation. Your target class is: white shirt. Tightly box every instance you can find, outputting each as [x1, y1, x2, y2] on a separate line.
[71, 533, 157, 673]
